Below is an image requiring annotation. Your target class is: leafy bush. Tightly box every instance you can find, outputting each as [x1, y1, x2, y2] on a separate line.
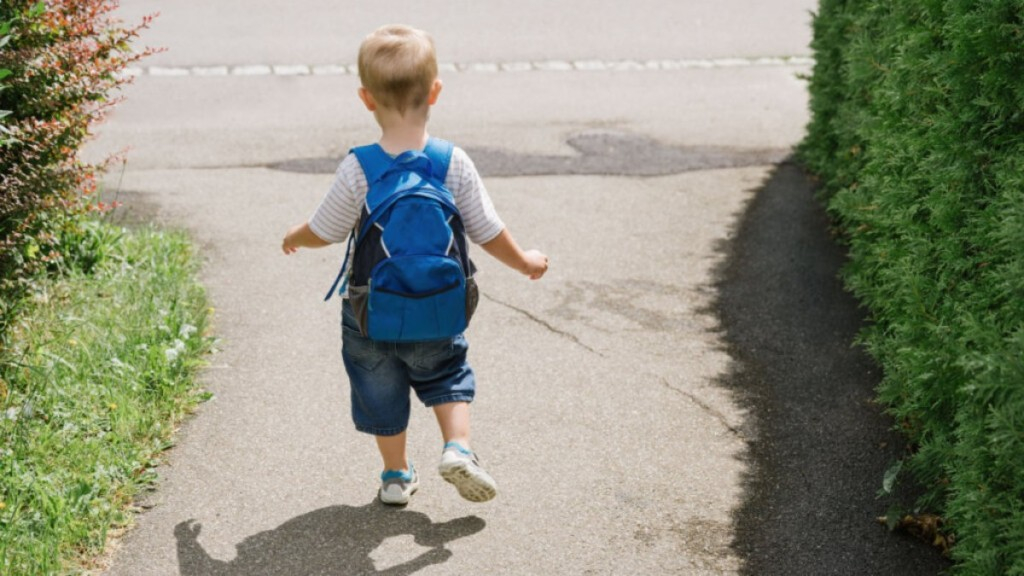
[0, 0, 153, 335]
[801, 0, 1024, 573]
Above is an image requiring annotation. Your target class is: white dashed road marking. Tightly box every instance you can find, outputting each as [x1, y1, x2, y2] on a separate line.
[125, 56, 814, 78]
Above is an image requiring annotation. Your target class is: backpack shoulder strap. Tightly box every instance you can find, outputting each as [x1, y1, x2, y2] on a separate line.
[422, 137, 454, 182]
[350, 144, 395, 185]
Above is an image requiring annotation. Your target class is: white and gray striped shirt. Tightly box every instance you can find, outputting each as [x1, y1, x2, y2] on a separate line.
[308, 146, 505, 246]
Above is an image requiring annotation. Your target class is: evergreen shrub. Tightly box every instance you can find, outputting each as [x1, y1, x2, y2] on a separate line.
[800, 1, 1024, 573]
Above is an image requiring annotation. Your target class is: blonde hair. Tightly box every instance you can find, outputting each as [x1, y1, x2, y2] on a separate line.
[358, 25, 438, 114]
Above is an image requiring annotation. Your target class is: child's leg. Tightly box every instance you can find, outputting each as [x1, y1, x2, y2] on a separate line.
[376, 431, 409, 471]
[432, 401, 471, 448]
[406, 337, 494, 501]
[433, 400, 496, 502]
[376, 430, 418, 505]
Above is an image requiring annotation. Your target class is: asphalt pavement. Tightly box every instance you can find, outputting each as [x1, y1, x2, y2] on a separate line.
[713, 162, 951, 575]
[85, 2, 945, 574]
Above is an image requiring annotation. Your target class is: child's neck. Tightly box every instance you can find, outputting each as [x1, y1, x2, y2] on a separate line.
[375, 108, 430, 154]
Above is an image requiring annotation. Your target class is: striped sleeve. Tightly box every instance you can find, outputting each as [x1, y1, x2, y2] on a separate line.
[447, 147, 505, 245]
[308, 154, 365, 244]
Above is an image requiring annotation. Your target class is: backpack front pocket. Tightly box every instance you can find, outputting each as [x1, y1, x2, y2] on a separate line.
[367, 256, 468, 342]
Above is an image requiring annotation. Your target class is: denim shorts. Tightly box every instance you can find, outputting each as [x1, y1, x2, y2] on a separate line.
[341, 300, 475, 436]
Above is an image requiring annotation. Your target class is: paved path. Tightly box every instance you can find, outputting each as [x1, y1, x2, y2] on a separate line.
[83, 1, 925, 574]
[715, 163, 951, 575]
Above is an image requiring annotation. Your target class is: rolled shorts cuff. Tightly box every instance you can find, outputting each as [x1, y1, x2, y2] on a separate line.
[354, 423, 408, 437]
[423, 393, 475, 408]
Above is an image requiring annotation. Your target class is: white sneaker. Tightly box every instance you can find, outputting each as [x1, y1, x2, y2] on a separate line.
[379, 465, 419, 506]
[438, 442, 497, 503]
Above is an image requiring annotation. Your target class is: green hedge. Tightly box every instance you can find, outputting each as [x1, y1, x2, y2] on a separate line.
[800, 1, 1024, 573]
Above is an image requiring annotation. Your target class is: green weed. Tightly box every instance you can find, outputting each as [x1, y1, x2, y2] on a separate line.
[0, 222, 212, 575]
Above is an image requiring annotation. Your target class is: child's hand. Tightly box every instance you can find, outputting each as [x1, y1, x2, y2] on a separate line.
[281, 222, 329, 254]
[522, 250, 549, 280]
[282, 225, 302, 255]
[480, 230, 548, 279]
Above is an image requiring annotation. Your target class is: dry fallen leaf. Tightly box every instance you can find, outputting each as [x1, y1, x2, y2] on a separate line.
[876, 513, 953, 555]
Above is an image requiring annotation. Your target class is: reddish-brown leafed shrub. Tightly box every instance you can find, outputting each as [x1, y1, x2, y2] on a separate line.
[0, 0, 154, 330]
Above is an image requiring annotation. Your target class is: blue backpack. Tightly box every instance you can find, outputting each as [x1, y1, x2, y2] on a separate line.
[324, 137, 478, 342]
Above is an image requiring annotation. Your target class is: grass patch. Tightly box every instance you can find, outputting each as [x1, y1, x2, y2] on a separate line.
[0, 221, 212, 574]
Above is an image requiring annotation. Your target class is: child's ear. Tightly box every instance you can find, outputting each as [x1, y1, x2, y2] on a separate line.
[427, 79, 443, 105]
[358, 87, 377, 111]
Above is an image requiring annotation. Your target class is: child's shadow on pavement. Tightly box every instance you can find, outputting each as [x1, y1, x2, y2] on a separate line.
[174, 504, 485, 575]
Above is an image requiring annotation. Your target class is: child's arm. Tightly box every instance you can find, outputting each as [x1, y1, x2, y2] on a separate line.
[481, 228, 548, 280]
[282, 222, 330, 254]
[284, 154, 362, 255]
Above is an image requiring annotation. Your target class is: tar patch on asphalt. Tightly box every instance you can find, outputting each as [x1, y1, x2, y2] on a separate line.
[267, 132, 788, 177]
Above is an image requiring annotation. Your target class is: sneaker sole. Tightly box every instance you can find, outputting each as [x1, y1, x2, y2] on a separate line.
[439, 461, 497, 503]
[379, 485, 418, 506]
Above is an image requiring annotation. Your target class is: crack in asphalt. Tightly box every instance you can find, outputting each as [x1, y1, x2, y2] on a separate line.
[481, 292, 603, 357]
[659, 377, 745, 439]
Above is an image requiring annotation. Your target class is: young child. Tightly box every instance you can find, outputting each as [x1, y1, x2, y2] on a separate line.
[282, 24, 548, 506]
